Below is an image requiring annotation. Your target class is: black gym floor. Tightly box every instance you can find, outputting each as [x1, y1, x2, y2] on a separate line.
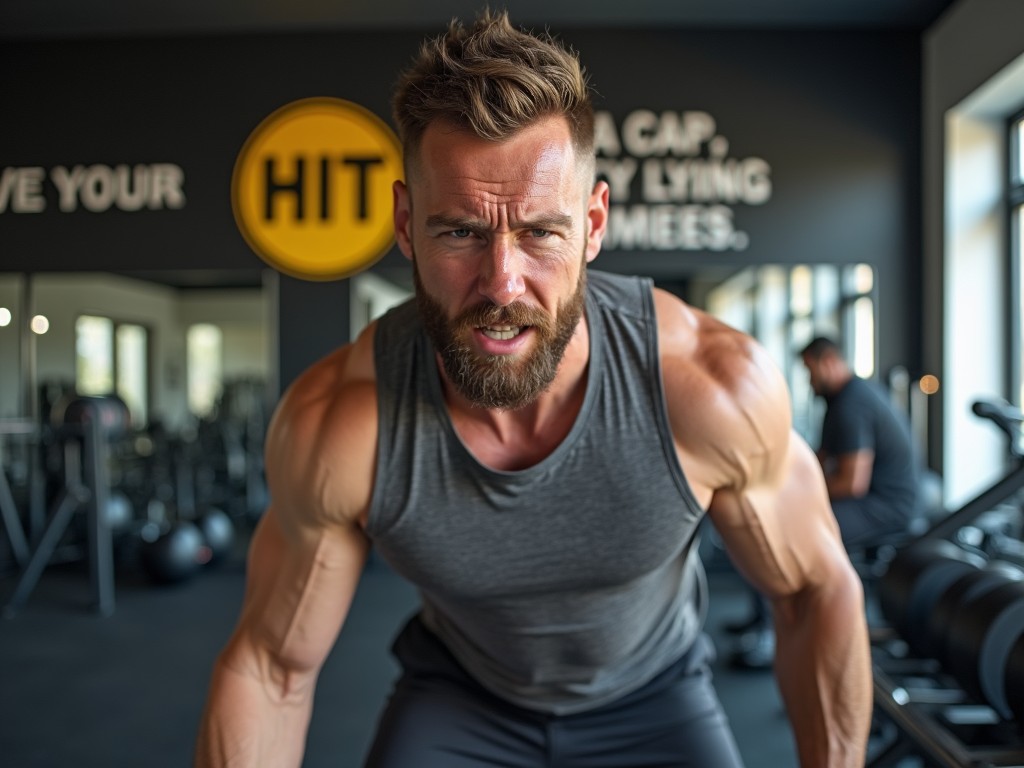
[0, 546, 798, 768]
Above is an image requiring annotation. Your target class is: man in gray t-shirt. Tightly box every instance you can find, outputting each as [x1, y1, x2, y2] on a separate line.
[729, 336, 920, 670]
[802, 336, 920, 546]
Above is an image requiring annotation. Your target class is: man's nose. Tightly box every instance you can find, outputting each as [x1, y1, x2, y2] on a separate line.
[477, 239, 526, 307]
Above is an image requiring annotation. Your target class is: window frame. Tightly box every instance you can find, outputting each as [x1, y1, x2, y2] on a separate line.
[1008, 107, 1024, 407]
[75, 313, 152, 426]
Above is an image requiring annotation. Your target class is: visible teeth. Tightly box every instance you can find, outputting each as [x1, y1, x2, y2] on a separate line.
[481, 325, 521, 340]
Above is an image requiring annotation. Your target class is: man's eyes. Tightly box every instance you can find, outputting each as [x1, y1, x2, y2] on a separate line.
[441, 228, 557, 241]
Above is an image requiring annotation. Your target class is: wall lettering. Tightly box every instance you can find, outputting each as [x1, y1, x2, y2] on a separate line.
[594, 110, 772, 252]
[0, 163, 186, 214]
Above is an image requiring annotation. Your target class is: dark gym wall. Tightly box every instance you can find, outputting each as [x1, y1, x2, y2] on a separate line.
[0, 26, 923, 384]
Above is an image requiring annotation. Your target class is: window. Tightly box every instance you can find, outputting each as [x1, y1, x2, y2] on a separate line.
[116, 324, 148, 425]
[844, 263, 876, 380]
[187, 323, 223, 417]
[705, 262, 875, 443]
[1010, 109, 1024, 407]
[75, 315, 114, 394]
[75, 314, 149, 425]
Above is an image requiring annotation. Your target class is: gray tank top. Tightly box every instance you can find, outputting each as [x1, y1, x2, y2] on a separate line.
[368, 270, 708, 715]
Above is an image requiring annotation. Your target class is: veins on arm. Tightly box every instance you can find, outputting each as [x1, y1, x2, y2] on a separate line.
[233, 345, 376, 689]
[682, 324, 818, 597]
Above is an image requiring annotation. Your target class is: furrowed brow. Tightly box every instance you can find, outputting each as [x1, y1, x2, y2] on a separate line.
[517, 214, 574, 231]
[423, 213, 575, 232]
[424, 214, 480, 230]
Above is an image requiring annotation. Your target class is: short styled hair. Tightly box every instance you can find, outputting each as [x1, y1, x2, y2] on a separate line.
[391, 9, 595, 175]
[800, 336, 842, 360]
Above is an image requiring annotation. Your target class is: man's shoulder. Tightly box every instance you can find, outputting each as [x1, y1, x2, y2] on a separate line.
[265, 330, 379, 527]
[272, 329, 378, 465]
[837, 376, 889, 412]
[654, 289, 792, 486]
[653, 287, 767, 392]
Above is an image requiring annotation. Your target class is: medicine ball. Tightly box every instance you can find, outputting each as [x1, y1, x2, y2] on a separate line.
[195, 509, 235, 565]
[879, 538, 984, 651]
[105, 491, 135, 532]
[139, 520, 206, 585]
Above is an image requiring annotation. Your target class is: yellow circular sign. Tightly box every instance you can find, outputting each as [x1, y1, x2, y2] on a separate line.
[232, 97, 403, 281]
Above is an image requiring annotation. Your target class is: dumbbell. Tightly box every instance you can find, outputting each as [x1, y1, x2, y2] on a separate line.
[922, 561, 1023, 663]
[878, 538, 985, 653]
[944, 577, 1024, 720]
[1004, 633, 1024, 724]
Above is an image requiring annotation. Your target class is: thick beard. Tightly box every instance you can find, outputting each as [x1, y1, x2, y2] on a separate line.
[414, 262, 587, 410]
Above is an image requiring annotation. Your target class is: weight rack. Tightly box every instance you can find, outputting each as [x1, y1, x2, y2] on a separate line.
[870, 624, 1024, 767]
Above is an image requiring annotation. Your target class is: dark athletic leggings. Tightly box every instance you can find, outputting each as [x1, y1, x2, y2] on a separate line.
[363, 616, 745, 768]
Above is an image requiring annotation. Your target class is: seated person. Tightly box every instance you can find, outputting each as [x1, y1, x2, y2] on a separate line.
[730, 337, 920, 669]
[801, 336, 921, 547]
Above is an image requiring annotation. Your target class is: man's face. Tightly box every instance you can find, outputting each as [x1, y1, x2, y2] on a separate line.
[802, 352, 831, 397]
[414, 258, 586, 409]
[393, 115, 609, 409]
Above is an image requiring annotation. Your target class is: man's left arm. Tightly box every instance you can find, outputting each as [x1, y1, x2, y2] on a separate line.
[710, 432, 872, 767]
[654, 291, 871, 765]
[824, 449, 875, 499]
[821, 396, 875, 499]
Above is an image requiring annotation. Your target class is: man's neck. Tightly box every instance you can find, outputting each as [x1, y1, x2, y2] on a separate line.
[826, 371, 855, 398]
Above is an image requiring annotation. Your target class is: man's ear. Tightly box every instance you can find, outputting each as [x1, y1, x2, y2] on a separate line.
[393, 180, 414, 260]
[585, 180, 609, 263]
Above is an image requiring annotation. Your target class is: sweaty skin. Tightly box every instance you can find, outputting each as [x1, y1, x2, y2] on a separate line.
[195, 115, 870, 768]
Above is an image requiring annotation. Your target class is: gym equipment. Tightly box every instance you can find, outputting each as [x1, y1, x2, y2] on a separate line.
[4, 378, 255, 610]
[0, 419, 35, 570]
[878, 538, 984, 657]
[869, 397, 1024, 767]
[944, 578, 1024, 721]
[1005, 633, 1024, 724]
[192, 378, 270, 523]
[923, 561, 1024, 664]
[923, 399, 1024, 542]
[105, 490, 134, 532]
[136, 507, 236, 583]
[139, 520, 207, 584]
[50, 393, 132, 436]
[3, 394, 130, 617]
[195, 508, 235, 565]
[135, 514, 235, 583]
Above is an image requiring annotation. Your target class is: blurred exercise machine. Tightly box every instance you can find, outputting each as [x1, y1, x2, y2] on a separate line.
[869, 398, 1024, 767]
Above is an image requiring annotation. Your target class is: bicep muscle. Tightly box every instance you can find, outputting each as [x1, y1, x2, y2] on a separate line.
[708, 432, 843, 600]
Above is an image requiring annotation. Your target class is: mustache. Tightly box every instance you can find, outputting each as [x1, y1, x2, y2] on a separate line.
[455, 301, 552, 331]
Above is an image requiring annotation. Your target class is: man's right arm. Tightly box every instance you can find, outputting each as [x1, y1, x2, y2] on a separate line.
[195, 507, 369, 766]
[195, 342, 378, 767]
